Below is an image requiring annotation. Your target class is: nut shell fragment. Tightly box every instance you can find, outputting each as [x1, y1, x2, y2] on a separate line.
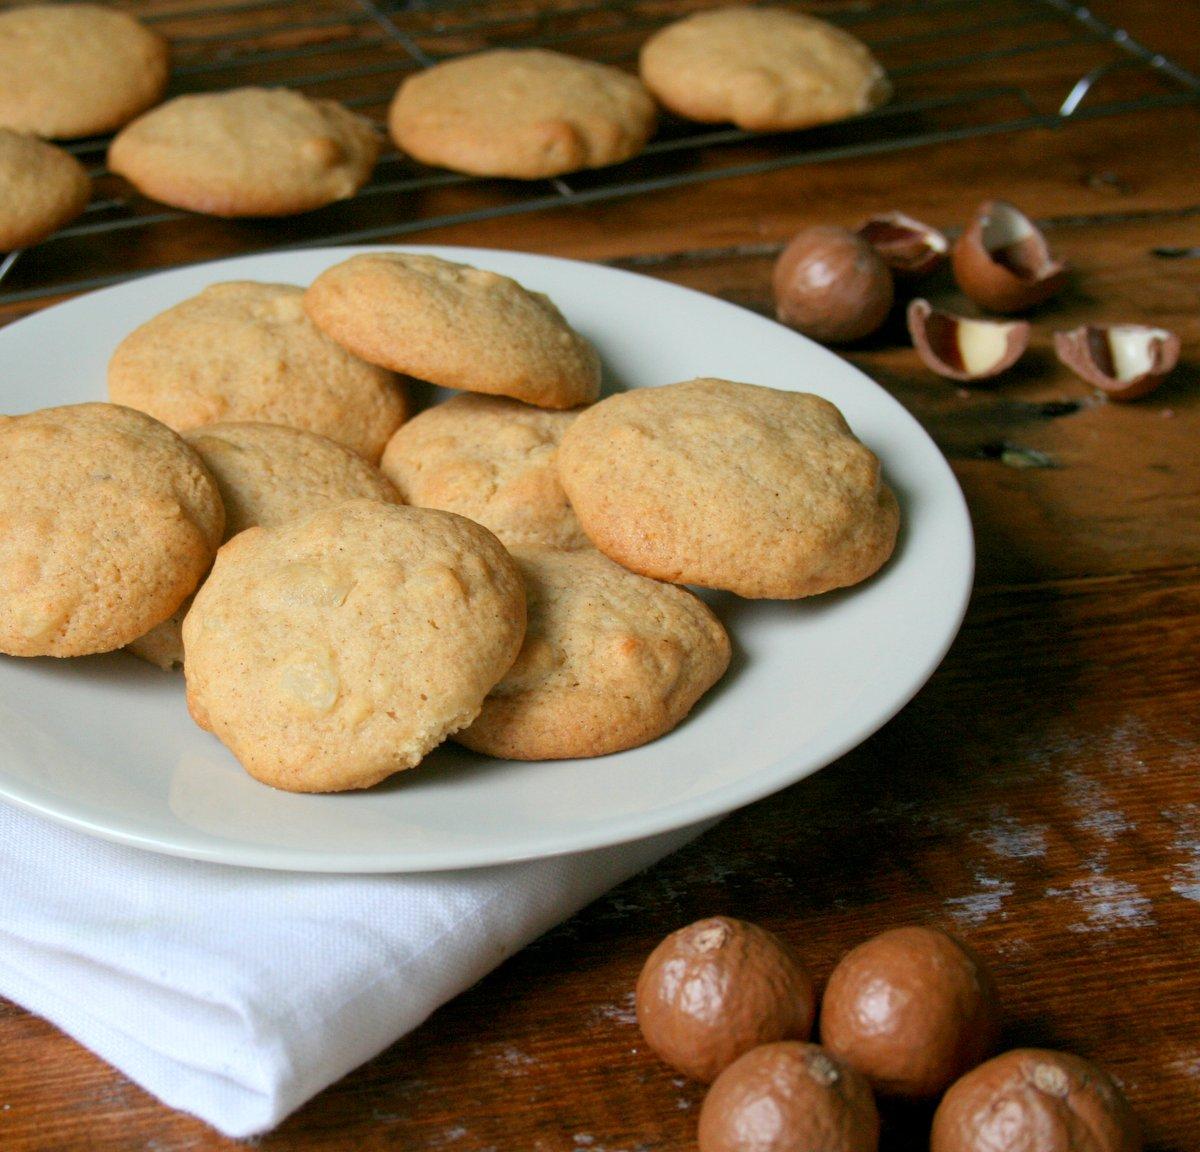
[907, 298, 1029, 383]
[952, 199, 1068, 313]
[1053, 324, 1180, 401]
[931, 1048, 1142, 1152]
[636, 916, 816, 1082]
[857, 211, 948, 278]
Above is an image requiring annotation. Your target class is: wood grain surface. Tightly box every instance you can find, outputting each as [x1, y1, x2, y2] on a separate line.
[1, 1, 1198, 1149]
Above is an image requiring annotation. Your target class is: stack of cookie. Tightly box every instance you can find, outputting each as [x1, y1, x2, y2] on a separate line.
[0, 249, 899, 795]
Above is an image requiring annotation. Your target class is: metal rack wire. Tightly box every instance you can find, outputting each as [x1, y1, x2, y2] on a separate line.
[1, 0, 1197, 305]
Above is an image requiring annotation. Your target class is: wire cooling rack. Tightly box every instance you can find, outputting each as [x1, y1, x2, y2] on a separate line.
[1, 0, 1197, 305]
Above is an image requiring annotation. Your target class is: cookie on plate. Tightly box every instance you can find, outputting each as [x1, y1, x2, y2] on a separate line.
[388, 48, 657, 179]
[0, 403, 223, 658]
[639, 7, 890, 132]
[107, 281, 407, 462]
[557, 378, 899, 599]
[380, 393, 586, 550]
[304, 252, 601, 409]
[108, 87, 380, 217]
[457, 546, 730, 760]
[0, 3, 168, 139]
[183, 500, 526, 792]
[127, 422, 400, 670]
[0, 129, 90, 250]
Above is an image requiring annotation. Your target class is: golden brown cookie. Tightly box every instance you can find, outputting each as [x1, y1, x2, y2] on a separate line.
[108, 88, 380, 217]
[380, 394, 586, 550]
[107, 281, 407, 462]
[0, 129, 90, 250]
[127, 421, 400, 670]
[0, 403, 223, 658]
[184, 421, 400, 538]
[183, 501, 526, 792]
[639, 7, 890, 132]
[0, 4, 168, 139]
[457, 546, 729, 760]
[556, 378, 899, 599]
[389, 49, 657, 179]
[304, 252, 601, 409]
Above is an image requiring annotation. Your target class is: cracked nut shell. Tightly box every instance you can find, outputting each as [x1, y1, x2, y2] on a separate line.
[931, 1048, 1142, 1152]
[773, 225, 894, 343]
[857, 211, 949, 278]
[636, 916, 817, 1082]
[699, 1042, 880, 1152]
[952, 199, 1068, 314]
[819, 926, 1001, 1098]
[907, 298, 1030, 382]
[1053, 324, 1180, 401]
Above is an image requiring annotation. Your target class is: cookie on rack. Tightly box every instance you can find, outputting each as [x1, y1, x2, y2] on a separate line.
[388, 48, 657, 179]
[557, 378, 899, 599]
[0, 3, 168, 139]
[380, 393, 587, 550]
[107, 281, 408, 462]
[304, 252, 601, 408]
[0, 403, 223, 658]
[0, 130, 90, 250]
[457, 546, 730, 761]
[183, 501, 526, 792]
[639, 7, 891, 132]
[108, 87, 380, 217]
[127, 421, 400, 670]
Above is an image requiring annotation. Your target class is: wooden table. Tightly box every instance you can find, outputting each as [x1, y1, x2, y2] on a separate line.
[1, 1, 1198, 1148]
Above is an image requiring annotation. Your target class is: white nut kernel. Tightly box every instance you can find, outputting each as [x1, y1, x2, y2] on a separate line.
[278, 652, 340, 715]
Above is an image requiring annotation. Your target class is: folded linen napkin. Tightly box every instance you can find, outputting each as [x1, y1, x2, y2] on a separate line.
[0, 803, 705, 1138]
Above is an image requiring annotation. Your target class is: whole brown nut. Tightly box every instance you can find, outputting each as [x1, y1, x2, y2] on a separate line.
[636, 916, 817, 1082]
[931, 1048, 1142, 1152]
[699, 1042, 880, 1152]
[772, 225, 894, 344]
[819, 926, 1000, 1098]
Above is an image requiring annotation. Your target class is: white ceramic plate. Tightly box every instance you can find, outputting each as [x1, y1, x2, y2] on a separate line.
[0, 246, 972, 872]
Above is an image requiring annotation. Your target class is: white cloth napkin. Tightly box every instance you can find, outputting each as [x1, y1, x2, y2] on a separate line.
[0, 803, 705, 1138]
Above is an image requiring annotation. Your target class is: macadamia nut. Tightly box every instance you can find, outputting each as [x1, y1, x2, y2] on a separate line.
[819, 926, 1000, 1098]
[931, 1048, 1141, 1152]
[698, 1042, 879, 1152]
[772, 225, 894, 344]
[636, 916, 817, 1082]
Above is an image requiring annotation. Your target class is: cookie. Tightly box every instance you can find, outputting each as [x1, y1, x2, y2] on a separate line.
[457, 546, 730, 760]
[0, 4, 168, 139]
[0, 129, 90, 250]
[183, 421, 400, 538]
[127, 422, 400, 670]
[183, 501, 526, 792]
[107, 281, 407, 462]
[304, 252, 601, 409]
[388, 48, 657, 179]
[556, 378, 899, 599]
[108, 87, 380, 217]
[0, 403, 223, 658]
[639, 7, 890, 132]
[380, 394, 586, 550]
